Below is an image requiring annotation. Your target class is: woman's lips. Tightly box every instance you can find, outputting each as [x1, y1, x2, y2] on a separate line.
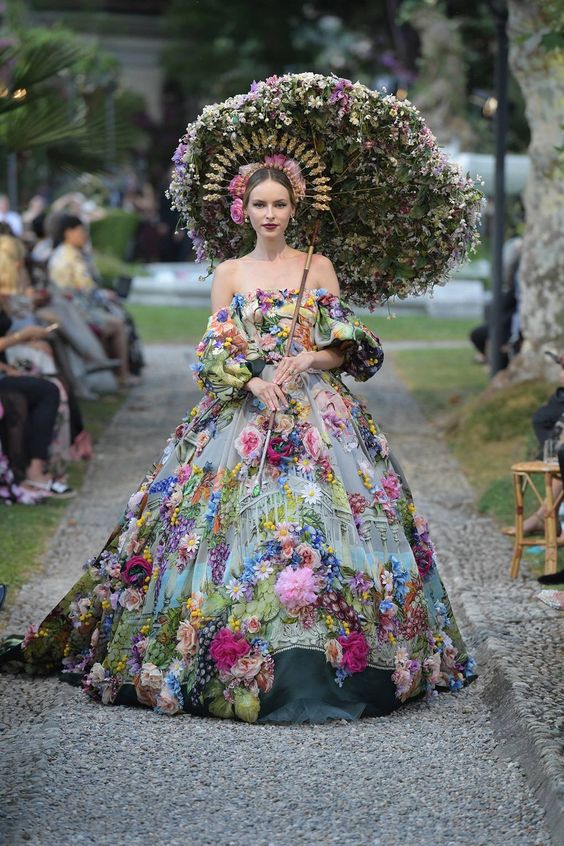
[263, 224, 278, 229]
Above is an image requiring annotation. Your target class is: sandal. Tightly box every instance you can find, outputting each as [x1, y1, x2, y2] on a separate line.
[25, 478, 76, 499]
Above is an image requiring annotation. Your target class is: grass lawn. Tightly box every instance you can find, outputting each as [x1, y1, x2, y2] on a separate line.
[0, 393, 125, 604]
[391, 348, 564, 585]
[127, 303, 476, 346]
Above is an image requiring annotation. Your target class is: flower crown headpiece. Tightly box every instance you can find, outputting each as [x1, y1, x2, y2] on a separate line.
[202, 128, 332, 226]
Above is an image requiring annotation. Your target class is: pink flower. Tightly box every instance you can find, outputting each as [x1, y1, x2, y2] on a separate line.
[234, 424, 264, 461]
[423, 653, 441, 685]
[22, 623, 39, 648]
[259, 334, 277, 350]
[381, 471, 402, 501]
[303, 425, 324, 460]
[119, 587, 144, 611]
[228, 174, 247, 198]
[295, 542, 321, 569]
[337, 631, 370, 674]
[325, 638, 343, 668]
[244, 616, 261, 634]
[177, 463, 192, 484]
[122, 555, 152, 587]
[209, 627, 250, 672]
[275, 565, 319, 613]
[176, 620, 198, 658]
[230, 198, 245, 225]
[230, 652, 264, 681]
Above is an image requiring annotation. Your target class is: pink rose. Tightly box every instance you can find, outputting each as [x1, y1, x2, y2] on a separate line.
[234, 424, 264, 461]
[325, 638, 343, 668]
[230, 652, 264, 681]
[177, 463, 192, 484]
[176, 620, 198, 658]
[121, 555, 152, 587]
[423, 653, 441, 685]
[440, 645, 458, 672]
[135, 662, 163, 707]
[209, 627, 251, 672]
[337, 631, 370, 674]
[256, 657, 274, 693]
[230, 198, 245, 225]
[245, 616, 261, 634]
[275, 565, 319, 613]
[303, 425, 324, 460]
[156, 684, 182, 715]
[295, 542, 321, 569]
[119, 587, 144, 611]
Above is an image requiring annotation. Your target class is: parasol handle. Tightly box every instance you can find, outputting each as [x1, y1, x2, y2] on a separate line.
[252, 218, 321, 496]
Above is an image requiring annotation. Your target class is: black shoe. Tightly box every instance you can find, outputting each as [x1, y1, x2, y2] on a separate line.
[537, 569, 564, 585]
[0, 584, 6, 610]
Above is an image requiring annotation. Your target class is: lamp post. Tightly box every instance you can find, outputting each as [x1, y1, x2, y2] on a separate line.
[487, 0, 509, 377]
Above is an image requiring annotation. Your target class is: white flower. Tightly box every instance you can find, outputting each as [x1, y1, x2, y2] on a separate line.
[299, 481, 323, 504]
[254, 560, 274, 581]
[226, 578, 244, 599]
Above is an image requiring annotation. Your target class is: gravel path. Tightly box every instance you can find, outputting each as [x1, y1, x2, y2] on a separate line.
[0, 345, 555, 846]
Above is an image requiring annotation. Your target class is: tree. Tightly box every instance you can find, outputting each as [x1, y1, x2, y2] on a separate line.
[0, 10, 148, 202]
[505, 0, 564, 380]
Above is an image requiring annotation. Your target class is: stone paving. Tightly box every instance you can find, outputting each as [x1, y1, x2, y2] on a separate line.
[0, 344, 559, 846]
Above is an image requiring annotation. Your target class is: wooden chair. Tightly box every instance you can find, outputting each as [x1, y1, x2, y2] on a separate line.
[505, 461, 564, 578]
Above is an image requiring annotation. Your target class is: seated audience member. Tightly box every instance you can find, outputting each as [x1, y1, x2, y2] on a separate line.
[525, 359, 564, 585]
[48, 215, 140, 387]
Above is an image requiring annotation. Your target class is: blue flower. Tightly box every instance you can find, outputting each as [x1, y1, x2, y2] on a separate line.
[379, 597, 394, 614]
[464, 656, 477, 677]
[216, 308, 228, 323]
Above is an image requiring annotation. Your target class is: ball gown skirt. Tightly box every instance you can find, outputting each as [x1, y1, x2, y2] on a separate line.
[0, 287, 477, 724]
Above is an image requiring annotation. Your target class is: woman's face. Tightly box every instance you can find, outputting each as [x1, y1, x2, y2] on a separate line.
[245, 178, 294, 238]
[65, 224, 88, 248]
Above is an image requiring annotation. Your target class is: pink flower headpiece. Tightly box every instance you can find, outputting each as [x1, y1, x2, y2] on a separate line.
[227, 153, 306, 225]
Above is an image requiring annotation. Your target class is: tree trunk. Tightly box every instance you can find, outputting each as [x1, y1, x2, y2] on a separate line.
[505, 0, 564, 382]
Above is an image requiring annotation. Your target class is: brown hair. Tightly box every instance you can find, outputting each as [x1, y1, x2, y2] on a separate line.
[242, 167, 296, 210]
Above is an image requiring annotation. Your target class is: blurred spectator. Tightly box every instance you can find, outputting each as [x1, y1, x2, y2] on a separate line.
[48, 215, 139, 386]
[0, 195, 23, 238]
[470, 237, 522, 369]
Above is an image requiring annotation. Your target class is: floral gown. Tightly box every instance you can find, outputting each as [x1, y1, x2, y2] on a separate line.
[0, 286, 476, 723]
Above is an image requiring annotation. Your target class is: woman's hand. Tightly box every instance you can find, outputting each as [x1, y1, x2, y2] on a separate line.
[246, 377, 289, 413]
[273, 351, 315, 385]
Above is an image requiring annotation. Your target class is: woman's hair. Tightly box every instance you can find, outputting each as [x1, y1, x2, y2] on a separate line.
[0, 235, 26, 295]
[242, 168, 296, 209]
[52, 214, 84, 249]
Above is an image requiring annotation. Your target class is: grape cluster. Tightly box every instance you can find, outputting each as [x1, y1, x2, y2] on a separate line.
[400, 604, 427, 640]
[318, 590, 361, 631]
[188, 612, 227, 708]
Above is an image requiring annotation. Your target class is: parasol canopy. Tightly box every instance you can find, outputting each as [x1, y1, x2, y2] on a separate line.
[168, 72, 483, 309]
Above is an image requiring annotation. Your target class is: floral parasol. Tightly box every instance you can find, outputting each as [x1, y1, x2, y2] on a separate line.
[168, 72, 483, 308]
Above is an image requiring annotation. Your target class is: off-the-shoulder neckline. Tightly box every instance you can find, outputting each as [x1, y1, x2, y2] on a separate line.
[230, 286, 329, 301]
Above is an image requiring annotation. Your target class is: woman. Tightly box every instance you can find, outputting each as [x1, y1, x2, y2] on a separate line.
[0, 235, 75, 498]
[0, 163, 476, 722]
[48, 215, 136, 387]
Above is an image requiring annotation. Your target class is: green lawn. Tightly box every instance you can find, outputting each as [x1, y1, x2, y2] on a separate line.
[0, 394, 124, 602]
[391, 347, 563, 583]
[128, 302, 476, 346]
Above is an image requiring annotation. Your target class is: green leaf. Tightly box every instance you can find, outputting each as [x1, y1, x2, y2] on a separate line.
[209, 694, 234, 719]
[234, 687, 260, 723]
[203, 677, 224, 701]
[201, 591, 231, 616]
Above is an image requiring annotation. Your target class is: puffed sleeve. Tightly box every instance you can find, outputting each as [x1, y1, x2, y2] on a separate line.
[313, 291, 384, 382]
[191, 303, 266, 402]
